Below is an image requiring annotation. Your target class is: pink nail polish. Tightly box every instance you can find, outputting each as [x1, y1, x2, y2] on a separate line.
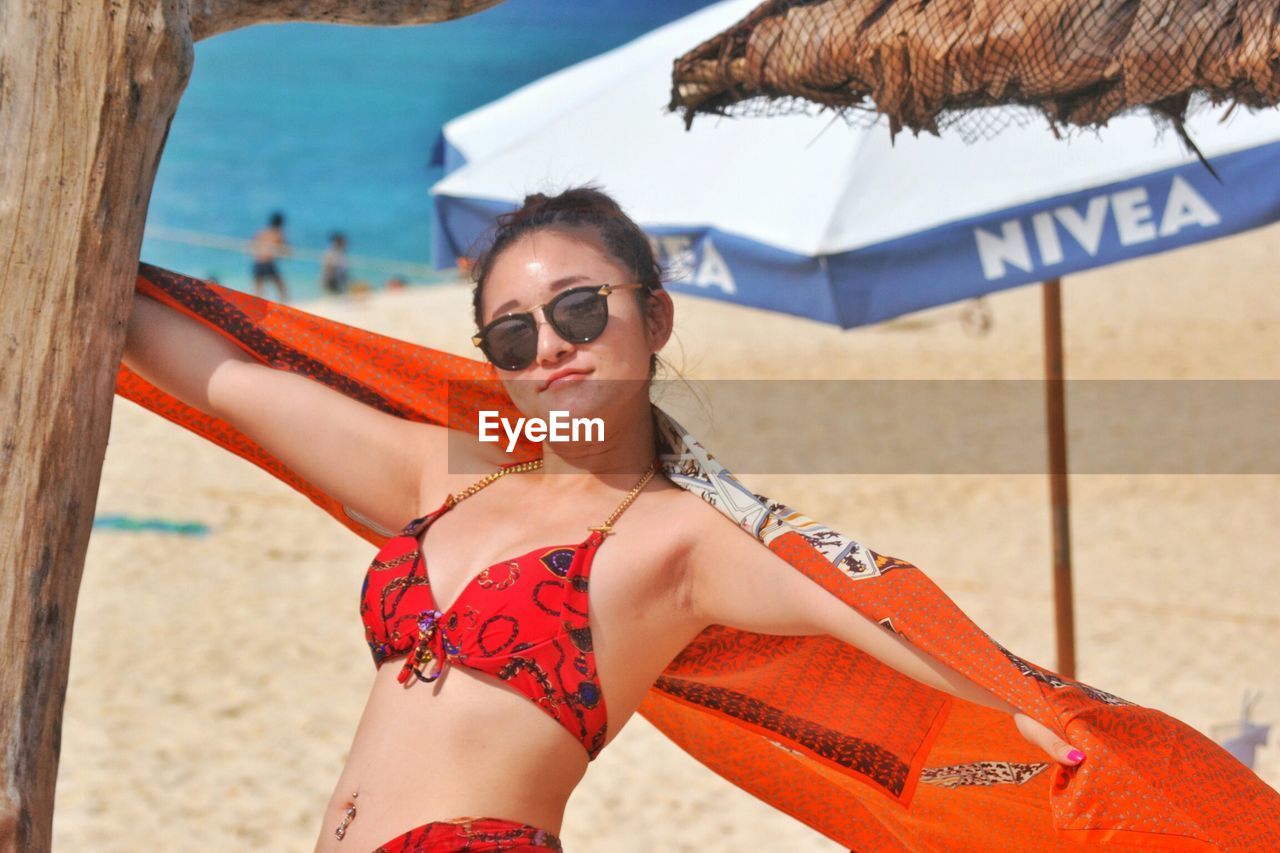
[1067, 749, 1085, 763]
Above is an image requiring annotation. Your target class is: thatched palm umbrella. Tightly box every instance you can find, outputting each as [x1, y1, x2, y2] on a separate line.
[669, 0, 1280, 684]
[670, 0, 1280, 143]
[0, 2, 501, 850]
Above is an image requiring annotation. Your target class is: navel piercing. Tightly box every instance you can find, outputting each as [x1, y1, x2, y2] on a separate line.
[333, 791, 358, 840]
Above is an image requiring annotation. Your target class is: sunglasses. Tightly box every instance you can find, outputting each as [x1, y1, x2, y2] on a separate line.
[472, 282, 647, 371]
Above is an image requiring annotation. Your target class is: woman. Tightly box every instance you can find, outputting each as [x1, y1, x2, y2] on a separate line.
[123, 188, 1084, 852]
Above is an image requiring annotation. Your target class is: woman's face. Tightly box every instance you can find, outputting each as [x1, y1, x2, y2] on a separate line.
[480, 224, 672, 426]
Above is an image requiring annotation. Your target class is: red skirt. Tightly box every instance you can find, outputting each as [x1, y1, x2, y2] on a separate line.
[371, 816, 563, 852]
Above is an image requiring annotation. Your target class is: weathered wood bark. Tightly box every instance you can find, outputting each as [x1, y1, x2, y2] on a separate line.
[0, 5, 194, 849]
[188, 0, 504, 41]
[0, 2, 501, 850]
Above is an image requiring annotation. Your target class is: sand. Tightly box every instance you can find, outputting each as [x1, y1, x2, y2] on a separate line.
[53, 221, 1280, 850]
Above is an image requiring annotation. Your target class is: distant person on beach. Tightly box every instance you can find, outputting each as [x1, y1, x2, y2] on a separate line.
[250, 211, 291, 302]
[384, 275, 407, 292]
[322, 232, 350, 296]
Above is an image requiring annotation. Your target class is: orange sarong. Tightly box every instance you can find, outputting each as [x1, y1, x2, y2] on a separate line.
[116, 263, 1280, 850]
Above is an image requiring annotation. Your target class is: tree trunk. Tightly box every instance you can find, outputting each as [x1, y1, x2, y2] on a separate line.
[188, 0, 506, 41]
[0, 1, 501, 849]
[0, 3, 193, 849]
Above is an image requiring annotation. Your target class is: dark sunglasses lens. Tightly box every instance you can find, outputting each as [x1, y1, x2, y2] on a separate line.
[483, 318, 537, 369]
[550, 289, 609, 341]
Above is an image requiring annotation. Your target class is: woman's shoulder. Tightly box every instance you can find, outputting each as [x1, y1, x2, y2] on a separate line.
[609, 480, 768, 622]
[647, 475, 746, 524]
[410, 435, 514, 515]
[634, 477, 746, 560]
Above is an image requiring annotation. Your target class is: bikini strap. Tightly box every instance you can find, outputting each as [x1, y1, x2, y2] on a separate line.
[441, 455, 659, 537]
[587, 456, 660, 539]
[442, 457, 542, 510]
[401, 459, 536, 535]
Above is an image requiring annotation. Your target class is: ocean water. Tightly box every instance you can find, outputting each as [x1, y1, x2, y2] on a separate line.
[142, 0, 711, 299]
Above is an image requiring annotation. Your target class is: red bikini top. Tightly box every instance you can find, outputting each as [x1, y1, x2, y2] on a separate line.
[359, 457, 657, 761]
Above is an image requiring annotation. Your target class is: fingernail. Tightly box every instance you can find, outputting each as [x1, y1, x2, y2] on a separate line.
[1067, 749, 1085, 763]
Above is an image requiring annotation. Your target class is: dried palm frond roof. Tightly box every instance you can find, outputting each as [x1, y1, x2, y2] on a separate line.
[670, 0, 1280, 148]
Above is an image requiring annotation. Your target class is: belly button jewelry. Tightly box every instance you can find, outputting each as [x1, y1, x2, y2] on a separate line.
[333, 791, 358, 840]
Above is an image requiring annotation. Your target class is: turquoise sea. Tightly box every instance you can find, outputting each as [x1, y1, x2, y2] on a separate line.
[142, 1, 710, 299]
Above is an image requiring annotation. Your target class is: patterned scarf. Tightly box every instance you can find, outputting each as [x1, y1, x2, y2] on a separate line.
[117, 263, 1280, 849]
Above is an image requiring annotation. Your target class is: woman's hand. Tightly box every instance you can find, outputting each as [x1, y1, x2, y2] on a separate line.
[1014, 711, 1086, 766]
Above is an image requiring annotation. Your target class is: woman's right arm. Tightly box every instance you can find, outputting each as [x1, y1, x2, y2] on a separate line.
[121, 292, 485, 534]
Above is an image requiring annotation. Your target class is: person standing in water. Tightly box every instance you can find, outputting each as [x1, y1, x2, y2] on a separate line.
[321, 232, 350, 296]
[250, 211, 292, 301]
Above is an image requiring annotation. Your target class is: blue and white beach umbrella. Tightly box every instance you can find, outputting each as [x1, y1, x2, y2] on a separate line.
[428, 0, 1280, 677]
[430, 0, 1280, 329]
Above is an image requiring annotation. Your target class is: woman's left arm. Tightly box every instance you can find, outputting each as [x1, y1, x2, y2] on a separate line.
[679, 507, 1086, 767]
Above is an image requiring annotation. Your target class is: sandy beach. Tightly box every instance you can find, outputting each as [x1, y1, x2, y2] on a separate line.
[53, 221, 1279, 851]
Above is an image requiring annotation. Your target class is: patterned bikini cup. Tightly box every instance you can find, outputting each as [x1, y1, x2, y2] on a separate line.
[359, 507, 611, 760]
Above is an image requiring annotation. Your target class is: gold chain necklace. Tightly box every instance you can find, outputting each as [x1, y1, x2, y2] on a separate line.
[589, 462, 657, 536]
[442, 457, 543, 508]
[444, 457, 658, 536]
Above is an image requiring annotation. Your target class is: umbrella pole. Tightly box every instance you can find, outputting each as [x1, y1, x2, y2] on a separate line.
[1041, 278, 1077, 678]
